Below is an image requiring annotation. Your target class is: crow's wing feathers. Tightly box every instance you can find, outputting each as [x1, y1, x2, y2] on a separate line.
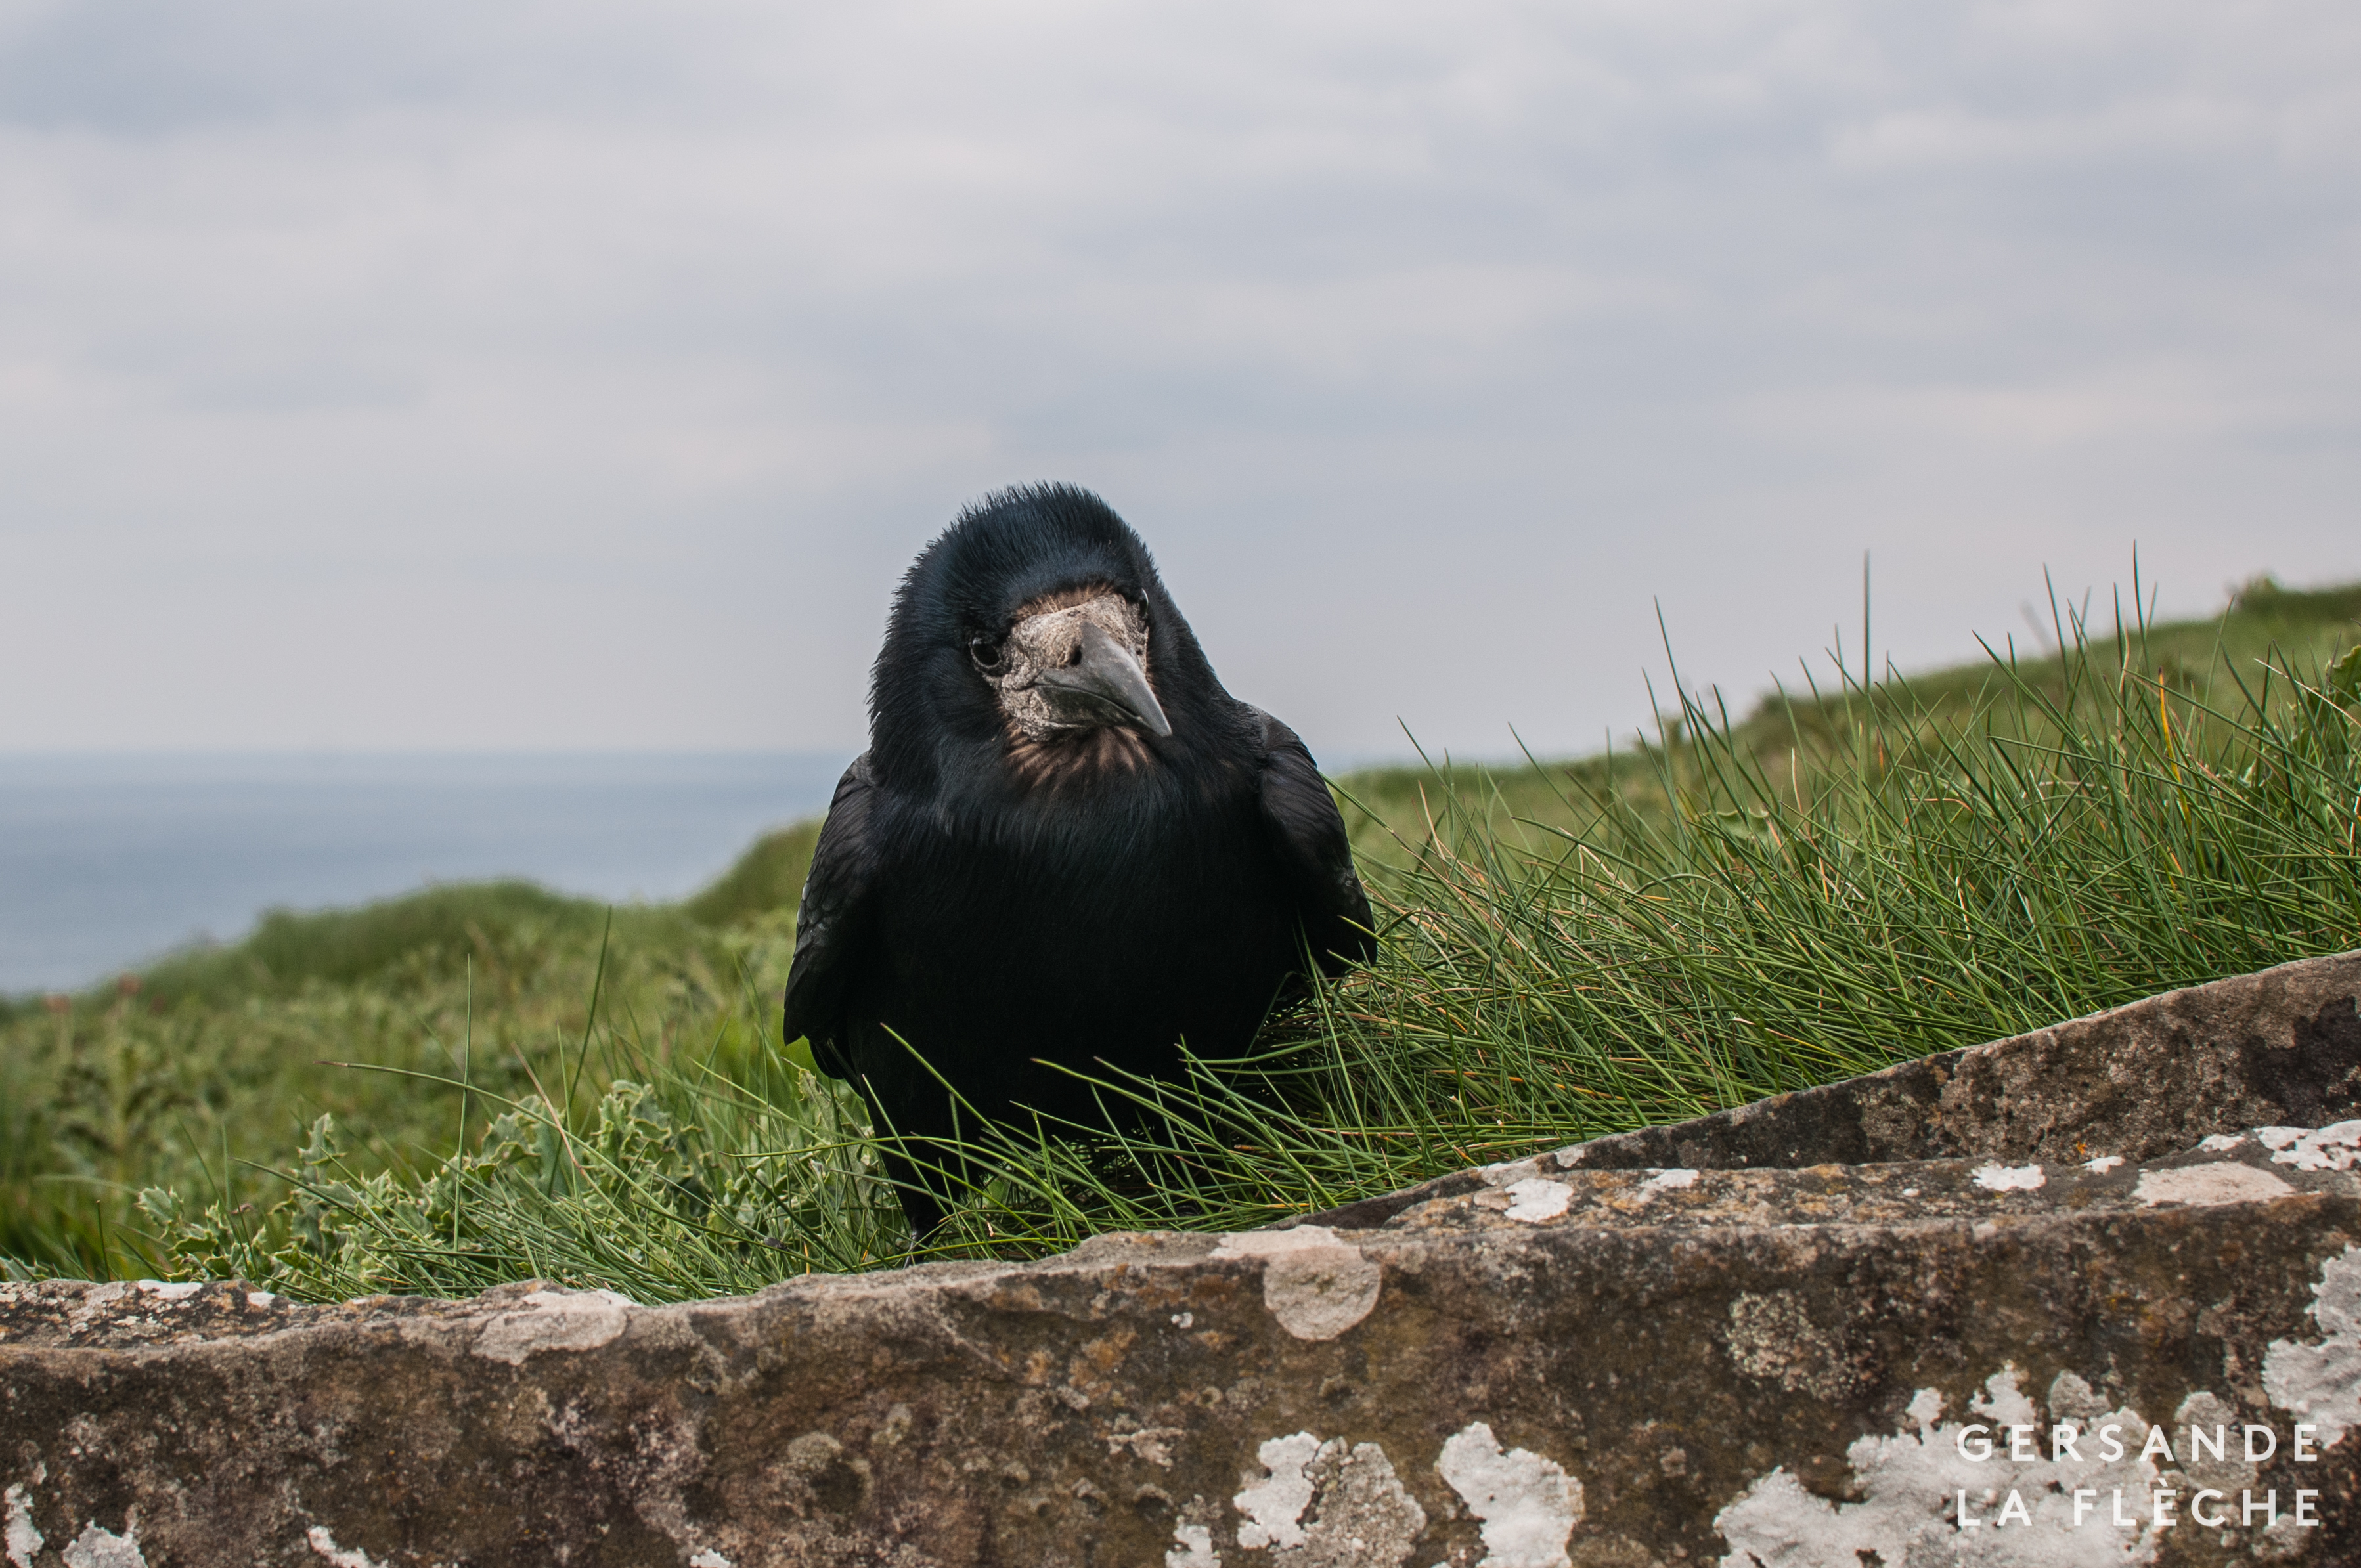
[783, 752, 881, 1080]
[1251, 708, 1377, 974]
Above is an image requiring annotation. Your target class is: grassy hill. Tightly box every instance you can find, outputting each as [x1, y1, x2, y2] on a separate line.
[1338, 574, 2361, 860]
[5, 573, 2356, 1290]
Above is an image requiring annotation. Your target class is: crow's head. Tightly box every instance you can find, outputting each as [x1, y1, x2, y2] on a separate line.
[872, 485, 1224, 783]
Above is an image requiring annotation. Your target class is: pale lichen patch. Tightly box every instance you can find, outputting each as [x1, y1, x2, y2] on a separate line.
[1214, 1229, 1381, 1341]
[2083, 1154, 2124, 1173]
[1714, 1366, 2162, 1567]
[470, 1288, 633, 1365]
[1435, 1422, 1579, 1568]
[1971, 1164, 2045, 1192]
[2257, 1121, 2361, 1172]
[1639, 1168, 1698, 1193]
[2171, 1391, 2255, 1495]
[1235, 1433, 1323, 1550]
[1231, 1433, 1428, 1565]
[4, 1475, 43, 1568]
[2131, 1163, 2294, 1207]
[1501, 1179, 1571, 1224]
[2048, 1370, 2109, 1424]
[1298, 1443, 1426, 1566]
[2258, 1513, 2312, 1561]
[1166, 1522, 1222, 1568]
[1105, 1424, 1187, 1469]
[305, 1525, 389, 1568]
[60, 1519, 146, 1568]
[2264, 1241, 2361, 1445]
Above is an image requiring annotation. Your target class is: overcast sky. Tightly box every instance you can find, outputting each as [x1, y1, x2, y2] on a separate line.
[2, 0, 2355, 762]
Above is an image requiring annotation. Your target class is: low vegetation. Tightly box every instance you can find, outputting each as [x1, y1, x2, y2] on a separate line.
[5, 575, 2357, 1299]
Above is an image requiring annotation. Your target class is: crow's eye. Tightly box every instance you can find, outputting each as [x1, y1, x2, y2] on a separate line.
[969, 636, 1007, 673]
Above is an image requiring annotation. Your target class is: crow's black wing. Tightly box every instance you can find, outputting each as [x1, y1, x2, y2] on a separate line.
[783, 752, 881, 1081]
[1251, 708, 1377, 975]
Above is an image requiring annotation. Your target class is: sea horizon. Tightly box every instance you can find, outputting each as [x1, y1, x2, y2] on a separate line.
[0, 741, 1439, 995]
[0, 749, 858, 994]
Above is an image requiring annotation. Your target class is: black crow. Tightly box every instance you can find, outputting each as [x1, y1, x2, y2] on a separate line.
[783, 484, 1375, 1235]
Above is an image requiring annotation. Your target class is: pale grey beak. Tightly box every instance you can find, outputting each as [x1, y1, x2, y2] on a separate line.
[1038, 619, 1172, 738]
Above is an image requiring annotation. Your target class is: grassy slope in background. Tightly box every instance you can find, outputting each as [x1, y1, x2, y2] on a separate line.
[3, 574, 2356, 1293]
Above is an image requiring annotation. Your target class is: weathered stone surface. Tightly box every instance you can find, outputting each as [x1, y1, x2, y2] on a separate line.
[1305, 947, 2361, 1229]
[8, 950, 2361, 1565]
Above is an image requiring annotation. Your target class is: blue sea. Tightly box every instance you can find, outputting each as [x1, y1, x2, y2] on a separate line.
[0, 752, 855, 994]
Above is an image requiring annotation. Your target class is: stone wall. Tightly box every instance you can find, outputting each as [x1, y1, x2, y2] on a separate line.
[6, 949, 2361, 1567]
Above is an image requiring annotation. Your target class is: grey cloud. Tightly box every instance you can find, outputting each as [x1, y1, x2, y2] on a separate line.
[0, 0, 726, 130]
[0, 1, 2354, 754]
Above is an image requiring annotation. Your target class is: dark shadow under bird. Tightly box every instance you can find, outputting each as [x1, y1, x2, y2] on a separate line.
[782, 485, 1375, 1236]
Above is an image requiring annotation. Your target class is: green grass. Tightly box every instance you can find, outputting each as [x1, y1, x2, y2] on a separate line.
[7, 573, 2360, 1297]
[1337, 572, 2361, 863]
[0, 881, 809, 1279]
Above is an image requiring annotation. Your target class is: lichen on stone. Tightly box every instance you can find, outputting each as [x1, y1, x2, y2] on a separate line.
[2264, 1240, 2361, 1445]
[1214, 1227, 1381, 1341]
[1434, 1422, 1579, 1568]
[1713, 1366, 2163, 1567]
